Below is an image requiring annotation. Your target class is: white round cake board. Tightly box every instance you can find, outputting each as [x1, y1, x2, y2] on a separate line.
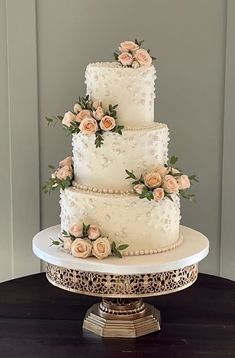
[33, 225, 209, 275]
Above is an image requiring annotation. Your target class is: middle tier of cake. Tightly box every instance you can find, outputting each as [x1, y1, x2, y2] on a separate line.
[60, 187, 181, 256]
[72, 122, 169, 191]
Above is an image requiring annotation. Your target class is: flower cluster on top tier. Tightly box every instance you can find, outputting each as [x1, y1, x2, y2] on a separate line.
[51, 222, 129, 259]
[42, 156, 73, 194]
[126, 156, 198, 202]
[46, 95, 124, 148]
[113, 39, 156, 68]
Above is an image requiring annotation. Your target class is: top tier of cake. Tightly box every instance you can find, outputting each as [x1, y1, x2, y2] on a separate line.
[85, 62, 156, 128]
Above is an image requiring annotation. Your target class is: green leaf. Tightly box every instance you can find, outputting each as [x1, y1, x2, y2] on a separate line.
[50, 239, 61, 247]
[125, 169, 137, 180]
[139, 187, 154, 201]
[188, 174, 199, 183]
[112, 249, 122, 258]
[48, 164, 55, 170]
[151, 56, 157, 60]
[117, 244, 129, 251]
[62, 229, 70, 237]
[95, 133, 104, 148]
[169, 156, 178, 165]
[113, 52, 119, 60]
[83, 223, 90, 237]
[111, 241, 116, 251]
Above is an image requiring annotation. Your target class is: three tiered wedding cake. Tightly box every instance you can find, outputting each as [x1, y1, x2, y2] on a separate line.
[44, 40, 197, 259]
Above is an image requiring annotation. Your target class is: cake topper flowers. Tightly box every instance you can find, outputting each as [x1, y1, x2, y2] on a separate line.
[42, 156, 73, 193]
[126, 156, 198, 202]
[50, 222, 129, 259]
[113, 39, 156, 68]
[46, 95, 124, 148]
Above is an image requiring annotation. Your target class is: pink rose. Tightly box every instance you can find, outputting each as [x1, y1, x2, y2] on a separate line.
[144, 172, 162, 189]
[93, 106, 105, 121]
[177, 175, 191, 190]
[59, 156, 73, 168]
[119, 41, 139, 53]
[88, 225, 101, 241]
[69, 223, 83, 238]
[63, 237, 72, 253]
[134, 49, 152, 66]
[134, 184, 145, 195]
[100, 116, 116, 131]
[118, 52, 133, 66]
[79, 117, 98, 135]
[92, 237, 111, 259]
[62, 111, 76, 127]
[153, 188, 165, 202]
[71, 238, 92, 258]
[55, 165, 73, 180]
[154, 166, 169, 178]
[73, 103, 82, 114]
[93, 101, 102, 110]
[163, 175, 179, 194]
[75, 110, 92, 122]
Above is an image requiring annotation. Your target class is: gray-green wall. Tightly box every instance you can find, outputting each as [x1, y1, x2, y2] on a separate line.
[1, 0, 234, 281]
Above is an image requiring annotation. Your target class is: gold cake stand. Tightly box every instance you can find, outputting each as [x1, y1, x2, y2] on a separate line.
[33, 225, 209, 338]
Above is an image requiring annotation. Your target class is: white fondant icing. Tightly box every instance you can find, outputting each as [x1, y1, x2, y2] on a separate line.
[85, 62, 156, 127]
[60, 187, 181, 253]
[72, 123, 169, 190]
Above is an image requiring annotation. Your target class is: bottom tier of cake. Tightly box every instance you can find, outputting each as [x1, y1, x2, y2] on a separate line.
[60, 187, 182, 256]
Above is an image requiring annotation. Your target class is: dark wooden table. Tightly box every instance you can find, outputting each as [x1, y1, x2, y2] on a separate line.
[0, 273, 235, 358]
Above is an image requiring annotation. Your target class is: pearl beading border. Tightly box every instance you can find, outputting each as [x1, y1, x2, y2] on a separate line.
[122, 234, 183, 257]
[72, 181, 134, 195]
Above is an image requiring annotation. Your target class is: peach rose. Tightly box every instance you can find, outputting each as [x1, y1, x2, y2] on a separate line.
[144, 172, 162, 189]
[134, 184, 145, 195]
[71, 238, 92, 258]
[100, 116, 116, 131]
[154, 166, 169, 178]
[55, 165, 73, 180]
[163, 175, 179, 194]
[69, 223, 83, 238]
[73, 103, 82, 114]
[79, 117, 98, 135]
[177, 175, 191, 190]
[118, 52, 133, 66]
[119, 41, 139, 53]
[153, 188, 165, 202]
[59, 156, 73, 168]
[92, 237, 111, 260]
[93, 106, 105, 121]
[93, 101, 102, 110]
[63, 237, 72, 254]
[75, 110, 92, 122]
[134, 49, 152, 66]
[62, 111, 76, 127]
[88, 225, 101, 241]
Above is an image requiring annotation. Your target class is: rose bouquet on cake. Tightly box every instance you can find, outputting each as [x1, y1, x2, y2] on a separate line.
[50, 222, 128, 259]
[126, 156, 198, 202]
[46, 95, 124, 148]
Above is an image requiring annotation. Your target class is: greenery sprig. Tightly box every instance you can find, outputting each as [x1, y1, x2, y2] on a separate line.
[111, 242, 129, 258]
[42, 164, 73, 194]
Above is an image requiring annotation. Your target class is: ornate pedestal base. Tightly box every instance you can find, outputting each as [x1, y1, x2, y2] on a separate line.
[83, 298, 161, 338]
[33, 225, 209, 338]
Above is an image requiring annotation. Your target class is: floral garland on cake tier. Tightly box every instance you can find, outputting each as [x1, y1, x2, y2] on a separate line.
[46, 95, 124, 148]
[51, 223, 129, 259]
[42, 156, 73, 193]
[113, 39, 156, 68]
[125, 156, 198, 202]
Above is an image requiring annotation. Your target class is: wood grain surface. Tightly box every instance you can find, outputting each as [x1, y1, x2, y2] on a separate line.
[0, 273, 234, 358]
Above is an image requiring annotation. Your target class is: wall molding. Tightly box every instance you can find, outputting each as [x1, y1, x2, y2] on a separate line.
[220, 0, 235, 279]
[2, 0, 40, 279]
